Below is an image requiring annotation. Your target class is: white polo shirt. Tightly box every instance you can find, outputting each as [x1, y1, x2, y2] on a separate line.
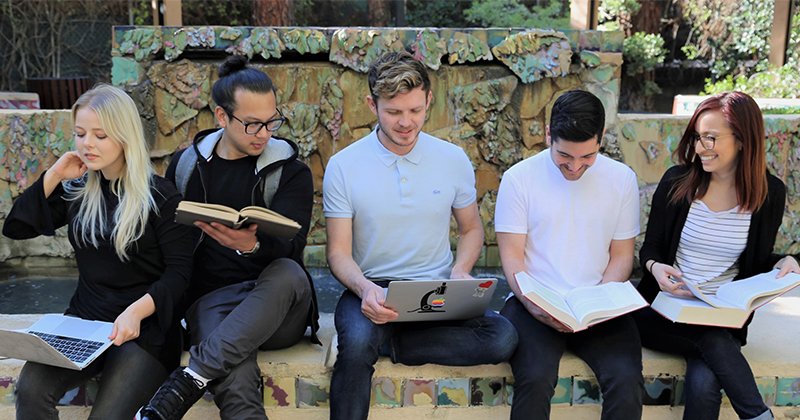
[495, 150, 640, 294]
[323, 130, 476, 280]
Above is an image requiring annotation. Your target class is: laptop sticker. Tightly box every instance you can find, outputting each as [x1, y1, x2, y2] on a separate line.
[473, 280, 493, 298]
[409, 282, 447, 313]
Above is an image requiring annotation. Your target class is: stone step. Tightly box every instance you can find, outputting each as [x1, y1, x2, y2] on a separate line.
[0, 288, 798, 419]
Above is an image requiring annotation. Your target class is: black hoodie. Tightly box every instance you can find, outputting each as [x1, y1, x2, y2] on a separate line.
[166, 127, 320, 343]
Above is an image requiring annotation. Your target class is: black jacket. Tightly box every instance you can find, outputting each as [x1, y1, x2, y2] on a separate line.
[638, 164, 788, 343]
[166, 127, 320, 343]
[3, 174, 195, 368]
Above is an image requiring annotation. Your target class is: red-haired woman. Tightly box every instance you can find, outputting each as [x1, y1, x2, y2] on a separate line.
[636, 91, 799, 420]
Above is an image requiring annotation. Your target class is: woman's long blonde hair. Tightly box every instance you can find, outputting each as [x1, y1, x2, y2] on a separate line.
[66, 84, 155, 260]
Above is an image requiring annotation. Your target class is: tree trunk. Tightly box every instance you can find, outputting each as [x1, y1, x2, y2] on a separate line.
[253, 0, 292, 26]
[368, 0, 391, 26]
[632, 0, 664, 35]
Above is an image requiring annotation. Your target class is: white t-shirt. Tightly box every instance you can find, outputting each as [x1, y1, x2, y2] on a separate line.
[323, 130, 476, 280]
[495, 150, 640, 294]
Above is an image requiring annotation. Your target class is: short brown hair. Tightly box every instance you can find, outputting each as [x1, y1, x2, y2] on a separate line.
[367, 51, 430, 102]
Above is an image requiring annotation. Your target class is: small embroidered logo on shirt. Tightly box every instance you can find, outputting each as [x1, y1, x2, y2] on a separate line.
[432, 189, 441, 194]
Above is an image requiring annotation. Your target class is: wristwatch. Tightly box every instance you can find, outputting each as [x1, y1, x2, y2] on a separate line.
[235, 240, 261, 256]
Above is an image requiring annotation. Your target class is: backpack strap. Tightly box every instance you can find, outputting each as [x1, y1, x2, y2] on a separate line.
[262, 166, 283, 209]
[174, 146, 198, 197]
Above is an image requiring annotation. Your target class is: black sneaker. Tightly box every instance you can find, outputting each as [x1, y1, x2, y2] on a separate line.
[139, 368, 207, 420]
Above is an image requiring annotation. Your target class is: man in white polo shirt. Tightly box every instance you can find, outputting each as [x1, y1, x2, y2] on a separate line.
[323, 51, 518, 420]
[495, 90, 643, 420]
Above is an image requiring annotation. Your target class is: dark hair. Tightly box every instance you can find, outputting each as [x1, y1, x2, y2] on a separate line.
[212, 55, 275, 115]
[367, 51, 431, 102]
[670, 91, 768, 212]
[549, 90, 605, 143]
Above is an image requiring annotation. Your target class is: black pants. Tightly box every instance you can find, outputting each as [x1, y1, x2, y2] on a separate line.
[187, 258, 312, 420]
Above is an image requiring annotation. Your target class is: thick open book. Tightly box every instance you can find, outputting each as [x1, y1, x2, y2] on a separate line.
[174, 201, 301, 238]
[514, 272, 648, 332]
[651, 270, 800, 328]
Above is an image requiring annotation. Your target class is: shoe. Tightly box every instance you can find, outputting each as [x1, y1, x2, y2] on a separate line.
[139, 368, 206, 420]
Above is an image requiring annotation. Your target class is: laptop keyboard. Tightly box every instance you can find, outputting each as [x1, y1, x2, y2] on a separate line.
[30, 331, 104, 364]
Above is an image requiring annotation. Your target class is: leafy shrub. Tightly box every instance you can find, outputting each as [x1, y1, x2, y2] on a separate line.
[623, 32, 667, 76]
[703, 65, 800, 99]
[464, 0, 569, 29]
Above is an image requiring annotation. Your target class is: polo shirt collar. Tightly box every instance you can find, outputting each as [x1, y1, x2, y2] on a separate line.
[372, 129, 424, 166]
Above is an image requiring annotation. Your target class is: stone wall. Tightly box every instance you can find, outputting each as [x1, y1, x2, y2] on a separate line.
[108, 26, 624, 267]
[3, 111, 799, 269]
[1, 26, 799, 269]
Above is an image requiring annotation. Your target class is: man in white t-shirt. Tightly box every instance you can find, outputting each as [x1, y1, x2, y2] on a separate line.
[323, 51, 518, 420]
[495, 90, 643, 420]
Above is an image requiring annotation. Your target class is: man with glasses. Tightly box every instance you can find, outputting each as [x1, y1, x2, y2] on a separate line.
[139, 56, 319, 420]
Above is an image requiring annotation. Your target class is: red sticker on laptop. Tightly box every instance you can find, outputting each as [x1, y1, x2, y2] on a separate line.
[478, 280, 493, 288]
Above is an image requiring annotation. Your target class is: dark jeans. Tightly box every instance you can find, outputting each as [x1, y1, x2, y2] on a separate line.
[15, 340, 166, 420]
[329, 289, 518, 420]
[187, 258, 312, 420]
[635, 307, 771, 420]
[501, 296, 644, 420]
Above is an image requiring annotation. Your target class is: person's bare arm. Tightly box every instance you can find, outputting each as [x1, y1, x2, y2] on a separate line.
[497, 232, 570, 332]
[600, 238, 635, 284]
[450, 202, 483, 279]
[326, 217, 397, 324]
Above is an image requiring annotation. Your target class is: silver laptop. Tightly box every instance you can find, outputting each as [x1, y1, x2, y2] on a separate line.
[383, 278, 498, 322]
[0, 314, 114, 370]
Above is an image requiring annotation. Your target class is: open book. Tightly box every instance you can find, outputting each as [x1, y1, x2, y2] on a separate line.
[651, 270, 800, 328]
[514, 272, 648, 332]
[174, 201, 301, 238]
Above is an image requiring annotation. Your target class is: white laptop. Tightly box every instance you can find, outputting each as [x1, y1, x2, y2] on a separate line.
[383, 278, 498, 322]
[0, 314, 114, 370]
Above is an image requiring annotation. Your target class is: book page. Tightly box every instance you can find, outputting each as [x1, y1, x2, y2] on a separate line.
[514, 272, 574, 321]
[240, 207, 300, 228]
[681, 280, 735, 308]
[716, 270, 800, 310]
[179, 201, 238, 214]
[564, 282, 646, 325]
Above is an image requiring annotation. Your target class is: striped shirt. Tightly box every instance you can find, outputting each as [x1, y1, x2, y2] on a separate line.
[674, 200, 752, 294]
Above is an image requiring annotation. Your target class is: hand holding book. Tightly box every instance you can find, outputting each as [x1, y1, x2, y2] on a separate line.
[651, 269, 800, 327]
[649, 261, 693, 298]
[514, 272, 648, 332]
[174, 201, 301, 238]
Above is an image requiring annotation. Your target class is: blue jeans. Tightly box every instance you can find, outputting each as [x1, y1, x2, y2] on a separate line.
[329, 289, 518, 420]
[635, 307, 771, 420]
[501, 296, 644, 420]
[15, 340, 166, 420]
[187, 258, 312, 419]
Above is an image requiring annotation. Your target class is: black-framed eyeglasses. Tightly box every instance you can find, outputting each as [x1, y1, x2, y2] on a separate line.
[692, 133, 718, 150]
[229, 109, 286, 135]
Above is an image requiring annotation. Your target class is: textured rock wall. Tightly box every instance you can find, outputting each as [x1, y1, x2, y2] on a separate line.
[2, 26, 798, 268]
[2, 112, 799, 268]
[106, 26, 624, 266]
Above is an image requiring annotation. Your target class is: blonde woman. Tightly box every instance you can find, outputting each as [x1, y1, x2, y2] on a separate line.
[3, 84, 195, 419]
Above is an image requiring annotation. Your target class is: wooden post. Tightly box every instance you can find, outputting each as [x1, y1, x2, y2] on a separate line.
[163, 0, 182, 26]
[769, 0, 793, 67]
[570, 0, 599, 30]
[151, 0, 159, 26]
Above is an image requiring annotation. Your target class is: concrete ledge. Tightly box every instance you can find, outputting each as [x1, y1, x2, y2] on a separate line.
[1, 288, 799, 419]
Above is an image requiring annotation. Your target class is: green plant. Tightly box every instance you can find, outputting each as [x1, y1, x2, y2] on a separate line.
[680, 0, 774, 81]
[597, 0, 641, 34]
[787, 2, 800, 67]
[623, 32, 667, 76]
[464, 0, 569, 29]
[703, 65, 800, 98]
[406, 0, 471, 27]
